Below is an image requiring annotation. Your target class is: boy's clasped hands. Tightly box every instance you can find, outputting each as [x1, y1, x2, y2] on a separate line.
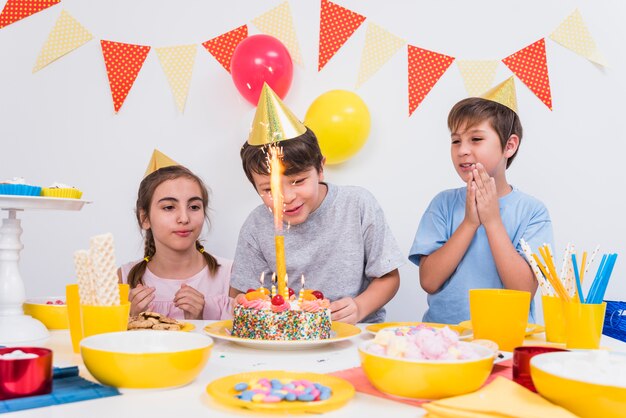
[465, 163, 502, 228]
[129, 283, 205, 320]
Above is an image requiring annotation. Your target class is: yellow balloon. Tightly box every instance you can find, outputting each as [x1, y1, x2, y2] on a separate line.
[304, 90, 371, 165]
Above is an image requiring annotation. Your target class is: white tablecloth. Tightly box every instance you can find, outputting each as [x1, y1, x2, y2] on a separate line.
[5, 321, 626, 417]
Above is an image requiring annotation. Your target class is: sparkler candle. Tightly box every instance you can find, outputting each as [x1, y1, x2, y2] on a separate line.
[269, 145, 287, 297]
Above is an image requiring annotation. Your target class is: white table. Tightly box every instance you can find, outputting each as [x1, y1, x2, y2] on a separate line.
[5, 322, 626, 417]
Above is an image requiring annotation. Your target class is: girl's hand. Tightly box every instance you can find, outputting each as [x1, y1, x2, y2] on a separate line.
[464, 171, 480, 228]
[473, 163, 501, 226]
[329, 297, 360, 324]
[174, 284, 205, 320]
[129, 284, 155, 316]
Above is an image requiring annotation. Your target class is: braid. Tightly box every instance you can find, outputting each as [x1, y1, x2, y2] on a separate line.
[196, 241, 219, 275]
[127, 230, 157, 288]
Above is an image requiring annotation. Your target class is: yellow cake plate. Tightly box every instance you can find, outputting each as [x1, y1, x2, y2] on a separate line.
[365, 321, 472, 340]
[203, 320, 361, 350]
[457, 320, 545, 338]
[207, 370, 354, 414]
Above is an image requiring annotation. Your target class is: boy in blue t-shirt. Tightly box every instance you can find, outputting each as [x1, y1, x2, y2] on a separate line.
[409, 78, 553, 324]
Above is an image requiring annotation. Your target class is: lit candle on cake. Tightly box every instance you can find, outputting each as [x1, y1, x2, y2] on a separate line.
[283, 274, 289, 299]
[269, 145, 287, 297]
[298, 274, 305, 304]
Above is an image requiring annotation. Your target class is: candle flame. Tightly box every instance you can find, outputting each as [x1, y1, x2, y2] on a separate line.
[260, 271, 265, 286]
[268, 145, 284, 232]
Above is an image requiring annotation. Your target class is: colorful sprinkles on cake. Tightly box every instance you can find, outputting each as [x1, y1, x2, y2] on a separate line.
[232, 305, 331, 340]
[233, 378, 332, 403]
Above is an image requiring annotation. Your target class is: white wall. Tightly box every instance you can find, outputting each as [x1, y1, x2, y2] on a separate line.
[1, 0, 624, 321]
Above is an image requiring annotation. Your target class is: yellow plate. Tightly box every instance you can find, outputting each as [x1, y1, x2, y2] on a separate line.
[458, 320, 545, 337]
[365, 321, 471, 339]
[203, 320, 361, 350]
[207, 370, 354, 414]
[179, 322, 195, 332]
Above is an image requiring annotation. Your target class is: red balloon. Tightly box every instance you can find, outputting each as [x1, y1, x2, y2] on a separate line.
[230, 34, 293, 105]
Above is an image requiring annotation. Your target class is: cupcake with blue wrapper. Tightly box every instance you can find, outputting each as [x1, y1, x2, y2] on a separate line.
[0, 177, 41, 196]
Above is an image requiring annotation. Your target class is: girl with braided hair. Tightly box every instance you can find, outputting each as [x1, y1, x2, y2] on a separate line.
[118, 164, 233, 320]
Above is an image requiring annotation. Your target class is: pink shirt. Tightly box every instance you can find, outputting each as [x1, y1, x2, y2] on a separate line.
[120, 255, 234, 320]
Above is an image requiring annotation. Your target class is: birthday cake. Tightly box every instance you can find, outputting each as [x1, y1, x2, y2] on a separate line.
[232, 288, 332, 340]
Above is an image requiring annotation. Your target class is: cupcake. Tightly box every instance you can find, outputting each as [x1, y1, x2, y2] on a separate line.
[0, 177, 41, 196]
[40, 182, 82, 199]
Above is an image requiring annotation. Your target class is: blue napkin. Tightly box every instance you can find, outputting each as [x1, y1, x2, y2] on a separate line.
[0, 366, 120, 413]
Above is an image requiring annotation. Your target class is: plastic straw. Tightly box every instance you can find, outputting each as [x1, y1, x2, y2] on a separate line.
[582, 245, 600, 283]
[520, 239, 552, 296]
[580, 251, 588, 283]
[571, 253, 584, 303]
[534, 253, 569, 301]
[589, 254, 617, 304]
[586, 254, 607, 304]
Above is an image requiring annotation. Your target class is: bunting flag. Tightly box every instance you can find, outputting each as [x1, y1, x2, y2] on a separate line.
[202, 25, 248, 73]
[356, 22, 405, 88]
[101, 40, 151, 113]
[318, 0, 365, 71]
[550, 9, 607, 67]
[155, 45, 197, 113]
[32, 10, 93, 73]
[0, 0, 59, 29]
[456, 60, 499, 97]
[252, 1, 302, 65]
[407, 45, 455, 116]
[502, 39, 552, 110]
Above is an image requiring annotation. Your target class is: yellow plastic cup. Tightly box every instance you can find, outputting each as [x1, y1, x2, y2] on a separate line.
[66, 284, 82, 353]
[469, 289, 531, 352]
[66, 284, 130, 353]
[81, 302, 130, 338]
[542, 295, 566, 343]
[563, 301, 606, 349]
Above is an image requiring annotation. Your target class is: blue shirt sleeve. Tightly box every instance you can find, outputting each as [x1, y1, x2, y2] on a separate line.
[408, 193, 450, 267]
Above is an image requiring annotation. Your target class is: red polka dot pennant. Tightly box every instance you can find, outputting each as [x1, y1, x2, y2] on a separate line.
[503, 38, 552, 110]
[318, 0, 365, 71]
[100, 40, 151, 113]
[407, 44, 454, 116]
[0, 0, 59, 29]
[202, 25, 248, 73]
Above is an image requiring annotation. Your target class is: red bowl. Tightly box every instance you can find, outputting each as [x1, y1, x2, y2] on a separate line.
[0, 347, 53, 400]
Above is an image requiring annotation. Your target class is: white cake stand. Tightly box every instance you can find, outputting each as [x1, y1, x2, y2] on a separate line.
[0, 195, 89, 345]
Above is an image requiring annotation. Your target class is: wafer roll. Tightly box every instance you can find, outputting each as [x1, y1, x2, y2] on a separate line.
[89, 233, 120, 306]
[74, 250, 95, 305]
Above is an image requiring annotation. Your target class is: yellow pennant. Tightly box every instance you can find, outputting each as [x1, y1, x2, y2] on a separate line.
[252, 1, 303, 65]
[356, 22, 405, 88]
[155, 45, 197, 113]
[456, 60, 499, 97]
[550, 9, 607, 67]
[33, 10, 93, 73]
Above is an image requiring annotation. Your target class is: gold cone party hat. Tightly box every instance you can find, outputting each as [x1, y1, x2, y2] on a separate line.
[247, 83, 306, 146]
[144, 149, 179, 177]
[480, 76, 518, 114]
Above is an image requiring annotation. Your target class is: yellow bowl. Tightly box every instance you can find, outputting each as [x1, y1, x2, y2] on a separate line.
[531, 351, 626, 418]
[80, 331, 213, 389]
[358, 340, 495, 399]
[23, 297, 68, 329]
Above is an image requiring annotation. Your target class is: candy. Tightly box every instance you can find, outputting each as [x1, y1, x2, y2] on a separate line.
[234, 382, 248, 391]
[271, 295, 285, 306]
[312, 290, 324, 300]
[233, 378, 331, 404]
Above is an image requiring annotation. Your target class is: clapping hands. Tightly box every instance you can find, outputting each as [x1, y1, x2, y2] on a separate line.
[466, 163, 501, 227]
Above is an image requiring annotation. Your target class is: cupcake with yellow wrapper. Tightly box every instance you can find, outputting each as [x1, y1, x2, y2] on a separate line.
[41, 182, 82, 199]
